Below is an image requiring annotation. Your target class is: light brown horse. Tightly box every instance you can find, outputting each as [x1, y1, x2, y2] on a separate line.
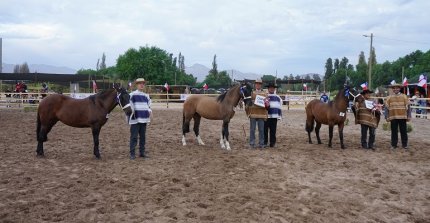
[36, 85, 132, 159]
[182, 83, 253, 150]
[305, 86, 352, 149]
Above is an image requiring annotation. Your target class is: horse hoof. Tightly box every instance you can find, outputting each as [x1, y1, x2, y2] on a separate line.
[36, 153, 45, 158]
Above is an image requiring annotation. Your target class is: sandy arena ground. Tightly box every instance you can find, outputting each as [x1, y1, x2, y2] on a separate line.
[0, 104, 429, 222]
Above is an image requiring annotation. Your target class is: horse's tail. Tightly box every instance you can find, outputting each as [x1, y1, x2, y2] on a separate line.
[182, 108, 191, 134]
[305, 103, 315, 132]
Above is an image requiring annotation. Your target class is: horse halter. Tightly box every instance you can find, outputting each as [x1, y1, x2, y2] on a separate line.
[348, 90, 361, 104]
[116, 89, 131, 110]
[240, 85, 252, 100]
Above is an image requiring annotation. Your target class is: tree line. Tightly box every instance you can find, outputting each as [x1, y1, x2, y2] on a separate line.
[11, 45, 430, 92]
[324, 49, 430, 91]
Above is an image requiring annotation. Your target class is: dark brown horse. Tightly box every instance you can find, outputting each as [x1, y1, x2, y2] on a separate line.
[182, 83, 253, 150]
[305, 86, 351, 149]
[36, 85, 132, 158]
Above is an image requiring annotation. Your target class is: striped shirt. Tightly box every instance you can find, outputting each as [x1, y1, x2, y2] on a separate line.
[129, 90, 152, 124]
[267, 94, 282, 119]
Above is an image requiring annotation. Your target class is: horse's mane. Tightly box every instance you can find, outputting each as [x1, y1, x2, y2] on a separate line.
[216, 85, 239, 103]
[89, 88, 115, 104]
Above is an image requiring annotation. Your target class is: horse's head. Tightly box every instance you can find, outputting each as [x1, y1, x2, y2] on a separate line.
[114, 84, 132, 116]
[240, 82, 253, 106]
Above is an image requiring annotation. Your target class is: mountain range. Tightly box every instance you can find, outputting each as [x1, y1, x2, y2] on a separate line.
[1, 63, 77, 74]
[2, 63, 262, 82]
[185, 63, 261, 82]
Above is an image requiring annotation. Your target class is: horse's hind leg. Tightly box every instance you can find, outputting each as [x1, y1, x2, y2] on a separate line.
[315, 122, 322, 144]
[193, 114, 205, 145]
[36, 115, 58, 156]
[305, 117, 315, 144]
[182, 112, 192, 146]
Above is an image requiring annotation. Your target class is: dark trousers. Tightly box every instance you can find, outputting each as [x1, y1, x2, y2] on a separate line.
[390, 119, 408, 147]
[130, 123, 147, 156]
[360, 124, 376, 148]
[264, 118, 278, 147]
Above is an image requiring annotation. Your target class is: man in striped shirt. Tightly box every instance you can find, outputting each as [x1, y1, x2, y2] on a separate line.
[384, 83, 411, 150]
[129, 78, 152, 159]
[264, 83, 282, 148]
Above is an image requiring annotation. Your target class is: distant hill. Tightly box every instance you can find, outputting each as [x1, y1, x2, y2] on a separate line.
[185, 63, 261, 82]
[1, 63, 77, 74]
[185, 64, 210, 82]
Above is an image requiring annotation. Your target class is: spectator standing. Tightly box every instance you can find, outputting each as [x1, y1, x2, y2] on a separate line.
[384, 83, 411, 150]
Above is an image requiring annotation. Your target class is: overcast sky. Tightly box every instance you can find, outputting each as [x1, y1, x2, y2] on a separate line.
[1, 0, 429, 78]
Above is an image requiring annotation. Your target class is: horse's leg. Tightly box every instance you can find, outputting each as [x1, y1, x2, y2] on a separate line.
[36, 114, 58, 156]
[328, 125, 334, 148]
[182, 112, 192, 146]
[220, 133, 226, 149]
[315, 122, 322, 144]
[193, 114, 205, 145]
[305, 115, 315, 144]
[221, 120, 231, 150]
[91, 126, 102, 159]
[339, 123, 345, 149]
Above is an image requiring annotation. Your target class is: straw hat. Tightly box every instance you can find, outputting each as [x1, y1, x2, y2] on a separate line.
[255, 79, 263, 84]
[134, 78, 146, 84]
[388, 83, 402, 88]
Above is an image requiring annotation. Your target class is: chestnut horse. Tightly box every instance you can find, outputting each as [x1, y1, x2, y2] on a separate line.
[182, 83, 253, 150]
[305, 86, 351, 149]
[36, 85, 132, 159]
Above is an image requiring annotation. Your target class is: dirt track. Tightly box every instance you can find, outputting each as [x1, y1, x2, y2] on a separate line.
[0, 106, 429, 222]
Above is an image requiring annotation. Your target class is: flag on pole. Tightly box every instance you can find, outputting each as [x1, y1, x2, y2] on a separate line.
[374, 88, 379, 95]
[402, 77, 408, 86]
[164, 82, 170, 92]
[303, 83, 307, 91]
[418, 74, 427, 88]
[92, 80, 97, 93]
[203, 83, 208, 90]
[360, 82, 368, 90]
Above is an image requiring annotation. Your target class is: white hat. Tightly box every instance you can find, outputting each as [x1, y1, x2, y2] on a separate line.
[134, 78, 146, 84]
[255, 79, 263, 84]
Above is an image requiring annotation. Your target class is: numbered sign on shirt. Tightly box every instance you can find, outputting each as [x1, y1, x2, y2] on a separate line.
[254, 95, 266, 107]
[365, 100, 374, 109]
